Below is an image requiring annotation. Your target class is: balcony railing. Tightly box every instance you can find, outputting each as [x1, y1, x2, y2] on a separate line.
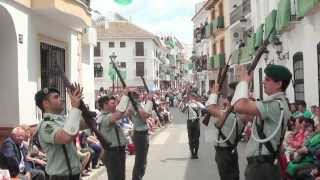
[230, 0, 251, 25]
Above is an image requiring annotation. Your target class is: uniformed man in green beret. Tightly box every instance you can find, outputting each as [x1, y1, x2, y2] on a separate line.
[231, 64, 292, 180]
[98, 88, 130, 180]
[128, 91, 153, 180]
[35, 85, 83, 180]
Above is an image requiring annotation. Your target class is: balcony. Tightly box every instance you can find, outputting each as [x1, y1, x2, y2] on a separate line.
[230, 0, 251, 25]
[31, 0, 91, 29]
[211, 16, 224, 34]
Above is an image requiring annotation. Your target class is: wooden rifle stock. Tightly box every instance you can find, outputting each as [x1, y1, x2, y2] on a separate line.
[140, 76, 163, 122]
[202, 54, 233, 126]
[53, 64, 111, 150]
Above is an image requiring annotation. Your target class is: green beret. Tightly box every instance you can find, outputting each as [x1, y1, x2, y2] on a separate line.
[264, 64, 292, 81]
[35, 88, 60, 110]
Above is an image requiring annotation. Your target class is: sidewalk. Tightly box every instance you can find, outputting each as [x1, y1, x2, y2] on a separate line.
[82, 124, 170, 180]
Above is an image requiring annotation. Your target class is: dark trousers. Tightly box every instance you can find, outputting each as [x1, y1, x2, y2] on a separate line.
[245, 159, 281, 180]
[49, 174, 80, 180]
[214, 146, 239, 180]
[132, 131, 149, 180]
[187, 120, 200, 156]
[103, 147, 126, 180]
[88, 143, 102, 168]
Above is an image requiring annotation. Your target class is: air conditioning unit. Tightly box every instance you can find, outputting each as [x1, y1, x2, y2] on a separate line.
[83, 27, 97, 46]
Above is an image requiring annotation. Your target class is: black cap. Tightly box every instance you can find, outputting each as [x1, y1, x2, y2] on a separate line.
[35, 88, 60, 110]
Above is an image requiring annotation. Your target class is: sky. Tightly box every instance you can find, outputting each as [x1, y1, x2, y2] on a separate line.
[91, 0, 204, 44]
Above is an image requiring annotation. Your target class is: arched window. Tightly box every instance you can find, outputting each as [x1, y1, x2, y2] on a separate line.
[293, 52, 304, 102]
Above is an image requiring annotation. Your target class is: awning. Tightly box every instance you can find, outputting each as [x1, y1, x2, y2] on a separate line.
[276, 0, 291, 32]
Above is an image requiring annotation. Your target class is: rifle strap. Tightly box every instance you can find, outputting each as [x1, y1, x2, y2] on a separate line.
[114, 124, 122, 148]
[62, 145, 72, 179]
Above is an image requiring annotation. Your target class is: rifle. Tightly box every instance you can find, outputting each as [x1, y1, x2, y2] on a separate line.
[109, 58, 142, 118]
[53, 64, 111, 150]
[140, 76, 163, 122]
[202, 54, 232, 126]
[217, 29, 274, 129]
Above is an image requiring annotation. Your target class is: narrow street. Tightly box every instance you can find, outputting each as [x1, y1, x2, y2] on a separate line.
[94, 107, 247, 180]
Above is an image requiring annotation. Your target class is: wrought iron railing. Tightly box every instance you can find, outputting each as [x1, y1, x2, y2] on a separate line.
[230, 0, 251, 25]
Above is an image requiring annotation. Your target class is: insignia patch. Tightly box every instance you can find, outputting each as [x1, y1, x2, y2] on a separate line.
[44, 124, 54, 134]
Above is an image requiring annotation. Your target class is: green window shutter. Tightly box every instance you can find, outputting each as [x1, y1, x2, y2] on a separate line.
[239, 47, 251, 63]
[276, 0, 291, 33]
[264, 10, 277, 40]
[205, 23, 211, 38]
[255, 24, 264, 49]
[297, 0, 319, 17]
[247, 34, 256, 55]
[212, 19, 218, 33]
[108, 66, 116, 80]
[230, 49, 240, 65]
[188, 63, 193, 70]
[209, 56, 214, 69]
[213, 54, 225, 68]
[217, 16, 225, 28]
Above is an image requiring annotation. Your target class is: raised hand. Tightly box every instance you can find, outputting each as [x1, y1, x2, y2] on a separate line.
[68, 83, 83, 108]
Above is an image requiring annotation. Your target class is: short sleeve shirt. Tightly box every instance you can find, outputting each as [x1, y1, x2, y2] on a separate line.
[99, 111, 128, 147]
[38, 113, 81, 176]
[245, 92, 290, 157]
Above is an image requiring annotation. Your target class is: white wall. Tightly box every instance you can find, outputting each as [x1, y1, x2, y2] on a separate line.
[94, 38, 158, 91]
[0, 1, 94, 126]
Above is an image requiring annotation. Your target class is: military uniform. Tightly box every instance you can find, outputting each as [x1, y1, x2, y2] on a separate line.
[232, 64, 292, 180]
[213, 112, 244, 180]
[131, 102, 150, 180]
[185, 99, 204, 158]
[99, 111, 128, 180]
[38, 112, 81, 180]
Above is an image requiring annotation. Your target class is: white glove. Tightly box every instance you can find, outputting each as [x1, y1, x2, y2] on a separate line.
[63, 108, 82, 135]
[231, 81, 249, 106]
[206, 93, 218, 106]
[116, 95, 129, 112]
[144, 100, 153, 114]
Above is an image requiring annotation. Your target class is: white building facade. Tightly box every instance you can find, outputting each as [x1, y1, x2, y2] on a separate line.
[0, 0, 96, 132]
[251, 0, 320, 107]
[94, 20, 161, 96]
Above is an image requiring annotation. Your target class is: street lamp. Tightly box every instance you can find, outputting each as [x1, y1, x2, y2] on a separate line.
[109, 52, 117, 93]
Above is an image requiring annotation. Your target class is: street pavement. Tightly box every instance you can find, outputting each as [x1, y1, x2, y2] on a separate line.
[87, 107, 247, 180]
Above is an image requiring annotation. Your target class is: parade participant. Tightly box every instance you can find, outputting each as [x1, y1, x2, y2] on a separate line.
[128, 91, 153, 180]
[206, 83, 248, 180]
[35, 85, 83, 180]
[185, 88, 205, 159]
[231, 64, 292, 180]
[98, 88, 130, 180]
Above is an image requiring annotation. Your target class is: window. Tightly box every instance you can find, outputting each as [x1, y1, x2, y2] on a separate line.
[120, 42, 126, 48]
[135, 42, 144, 56]
[109, 42, 115, 48]
[136, 62, 144, 76]
[293, 52, 304, 102]
[94, 63, 103, 78]
[94, 42, 101, 57]
[119, 62, 126, 68]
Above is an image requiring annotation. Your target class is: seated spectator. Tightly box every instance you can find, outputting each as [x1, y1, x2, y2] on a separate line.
[75, 132, 91, 177]
[85, 131, 103, 169]
[0, 127, 45, 179]
[287, 123, 320, 178]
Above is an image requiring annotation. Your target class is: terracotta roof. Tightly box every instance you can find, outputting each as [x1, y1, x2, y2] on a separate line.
[96, 21, 155, 38]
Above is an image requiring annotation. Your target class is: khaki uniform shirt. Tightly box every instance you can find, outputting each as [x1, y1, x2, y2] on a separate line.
[38, 113, 81, 176]
[245, 92, 290, 157]
[99, 111, 128, 147]
[214, 112, 244, 147]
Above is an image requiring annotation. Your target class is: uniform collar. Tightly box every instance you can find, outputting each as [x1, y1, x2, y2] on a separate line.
[264, 92, 285, 101]
[43, 112, 64, 121]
